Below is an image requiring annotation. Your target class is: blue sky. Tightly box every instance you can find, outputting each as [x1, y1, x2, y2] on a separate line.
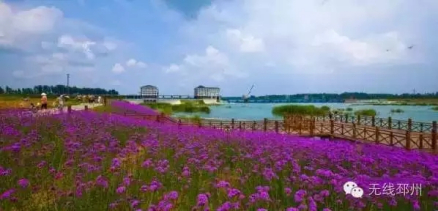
[1, 0, 437, 95]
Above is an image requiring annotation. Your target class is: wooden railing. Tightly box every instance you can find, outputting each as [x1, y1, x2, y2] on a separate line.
[284, 114, 437, 151]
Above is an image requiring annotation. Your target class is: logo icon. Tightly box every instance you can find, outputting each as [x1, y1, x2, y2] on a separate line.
[351, 187, 364, 198]
[343, 181, 363, 198]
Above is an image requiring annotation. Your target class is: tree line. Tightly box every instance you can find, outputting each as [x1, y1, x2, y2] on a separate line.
[257, 92, 438, 100]
[0, 85, 119, 96]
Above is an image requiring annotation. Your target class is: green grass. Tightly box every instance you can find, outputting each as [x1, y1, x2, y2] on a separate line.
[432, 106, 438, 111]
[142, 101, 211, 115]
[178, 115, 202, 124]
[92, 105, 119, 113]
[272, 105, 330, 116]
[354, 109, 377, 116]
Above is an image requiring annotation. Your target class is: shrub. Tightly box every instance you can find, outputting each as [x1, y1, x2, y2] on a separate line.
[272, 105, 330, 116]
[354, 109, 377, 116]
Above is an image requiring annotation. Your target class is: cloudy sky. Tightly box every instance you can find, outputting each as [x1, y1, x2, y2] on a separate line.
[1, 0, 437, 95]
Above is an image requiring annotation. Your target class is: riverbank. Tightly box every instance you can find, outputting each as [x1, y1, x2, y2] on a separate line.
[170, 103, 438, 122]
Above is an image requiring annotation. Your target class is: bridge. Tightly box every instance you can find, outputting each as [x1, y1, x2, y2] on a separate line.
[123, 95, 195, 99]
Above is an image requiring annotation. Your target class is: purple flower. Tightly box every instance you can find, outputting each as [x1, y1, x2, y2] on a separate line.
[18, 178, 29, 188]
[0, 189, 14, 200]
[96, 175, 109, 189]
[227, 188, 241, 198]
[165, 191, 179, 200]
[131, 200, 140, 208]
[197, 193, 209, 206]
[116, 186, 126, 194]
[217, 201, 232, 211]
[217, 180, 230, 188]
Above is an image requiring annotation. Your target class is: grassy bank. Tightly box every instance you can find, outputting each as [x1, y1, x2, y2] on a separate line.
[432, 106, 438, 111]
[142, 101, 210, 115]
[272, 104, 378, 117]
[360, 98, 438, 106]
[272, 105, 330, 116]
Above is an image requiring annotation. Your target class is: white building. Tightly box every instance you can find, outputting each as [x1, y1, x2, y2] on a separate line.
[140, 85, 159, 100]
[194, 85, 220, 99]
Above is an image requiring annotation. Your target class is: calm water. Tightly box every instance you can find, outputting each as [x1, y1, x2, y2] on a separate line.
[172, 103, 438, 122]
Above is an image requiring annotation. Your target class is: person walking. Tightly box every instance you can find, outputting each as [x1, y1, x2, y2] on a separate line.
[57, 94, 65, 113]
[41, 93, 48, 110]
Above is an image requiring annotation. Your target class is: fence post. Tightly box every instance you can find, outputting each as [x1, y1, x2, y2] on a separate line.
[275, 121, 279, 133]
[298, 116, 302, 135]
[329, 113, 334, 139]
[344, 114, 349, 123]
[375, 127, 379, 144]
[239, 121, 242, 130]
[388, 117, 392, 130]
[357, 115, 361, 125]
[178, 119, 182, 127]
[67, 105, 72, 113]
[371, 116, 375, 127]
[252, 121, 256, 131]
[352, 123, 357, 139]
[419, 134, 424, 149]
[310, 116, 315, 136]
[432, 121, 437, 151]
[231, 119, 235, 129]
[406, 119, 412, 150]
[84, 105, 88, 111]
[389, 132, 394, 146]
[263, 118, 268, 131]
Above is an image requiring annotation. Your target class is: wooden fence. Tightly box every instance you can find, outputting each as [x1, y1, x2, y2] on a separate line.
[284, 114, 437, 151]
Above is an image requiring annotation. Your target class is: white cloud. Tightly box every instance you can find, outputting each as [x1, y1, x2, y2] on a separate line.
[126, 58, 137, 67]
[226, 29, 264, 53]
[164, 64, 180, 73]
[164, 45, 246, 82]
[126, 58, 147, 68]
[57, 35, 96, 60]
[136, 61, 147, 68]
[111, 63, 125, 73]
[0, 2, 62, 48]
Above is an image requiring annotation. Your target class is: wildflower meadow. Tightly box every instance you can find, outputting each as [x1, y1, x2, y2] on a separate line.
[0, 101, 437, 211]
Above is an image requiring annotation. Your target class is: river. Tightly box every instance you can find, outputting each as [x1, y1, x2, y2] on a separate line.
[172, 103, 438, 123]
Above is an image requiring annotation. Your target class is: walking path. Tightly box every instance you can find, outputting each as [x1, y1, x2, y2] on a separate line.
[0, 103, 103, 117]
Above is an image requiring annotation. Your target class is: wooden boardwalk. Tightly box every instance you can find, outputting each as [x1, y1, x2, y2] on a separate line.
[108, 109, 438, 153]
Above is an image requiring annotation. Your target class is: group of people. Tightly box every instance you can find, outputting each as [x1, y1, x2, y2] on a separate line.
[30, 93, 103, 112]
[75, 95, 102, 104]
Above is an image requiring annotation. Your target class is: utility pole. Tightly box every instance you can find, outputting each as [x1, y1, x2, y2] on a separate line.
[66, 73, 70, 95]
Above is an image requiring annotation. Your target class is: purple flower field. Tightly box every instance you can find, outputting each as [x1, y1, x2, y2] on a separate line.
[0, 102, 437, 210]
